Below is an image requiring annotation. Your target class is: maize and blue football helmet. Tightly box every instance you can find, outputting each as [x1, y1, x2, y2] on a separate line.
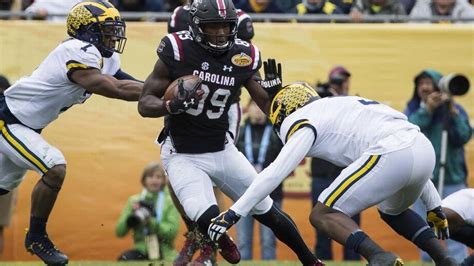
[67, 0, 126, 58]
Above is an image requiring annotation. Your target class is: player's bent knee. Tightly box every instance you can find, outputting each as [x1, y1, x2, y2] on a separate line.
[42, 164, 67, 191]
[310, 203, 330, 228]
[0, 188, 10, 195]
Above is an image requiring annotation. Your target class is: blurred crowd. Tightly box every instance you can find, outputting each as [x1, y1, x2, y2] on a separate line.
[0, 0, 473, 22]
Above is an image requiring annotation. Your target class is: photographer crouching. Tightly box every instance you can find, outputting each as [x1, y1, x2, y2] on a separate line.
[405, 69, 472, 263]
[116, 162, 180, 261]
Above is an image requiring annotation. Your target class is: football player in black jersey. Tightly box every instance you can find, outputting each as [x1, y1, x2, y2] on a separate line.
[139, 0, 322, 265]
[167, 1, 256, 264]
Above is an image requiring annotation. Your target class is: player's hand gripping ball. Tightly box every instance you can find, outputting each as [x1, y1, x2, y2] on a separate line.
[164, 75, 203, 114]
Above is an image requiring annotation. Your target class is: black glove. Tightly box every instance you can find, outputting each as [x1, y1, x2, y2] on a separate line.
[166, 78, 203, 114]
[258, 58, 282, 98]
[208, 209, 240, 242]
[427, 206, 450, 240]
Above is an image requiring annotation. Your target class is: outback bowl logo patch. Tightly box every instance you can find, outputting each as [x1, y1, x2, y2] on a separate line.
[231, 53, 252, 67]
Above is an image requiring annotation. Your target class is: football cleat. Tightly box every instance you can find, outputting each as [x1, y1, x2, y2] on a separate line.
[311, 259, 326, 266]
[173, 230, 199, 266]
[25, 232, 68, 265]
[367, 252, 404, 266]
[217, 233, 241, 264]
[189, 242, 217, 266]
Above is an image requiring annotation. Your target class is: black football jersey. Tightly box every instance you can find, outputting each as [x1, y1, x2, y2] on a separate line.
[167, 6, 255, 42]
[158, 31, 261, 153]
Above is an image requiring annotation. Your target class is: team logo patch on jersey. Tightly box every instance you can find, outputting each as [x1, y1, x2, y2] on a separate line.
[157, 40, 166, 53]
[201, 62, 209, 70]
[231, 53, 252, 67]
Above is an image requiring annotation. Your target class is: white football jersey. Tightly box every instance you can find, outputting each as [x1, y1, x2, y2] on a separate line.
[442, 188, 474, 226]
[4, 38, 120, 130]
[278, 96, 420, 167]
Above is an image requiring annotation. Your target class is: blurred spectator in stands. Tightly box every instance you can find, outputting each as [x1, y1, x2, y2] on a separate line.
[330, 0, 354, 14]
[235, 99, 284, 260]
[350, 0, 406, 22]
[296, 0, 344, 15]
[410, 0, 474, 23]
[116, 162, 180, 261]
[24, 0, 79, 21]
[405, 69, 472, 263]
[0, 74, 16, 260]
[0, 0, 13, 10]
[116, 0, 164, 12]
[234, 0, 299, 13]
[400, 0, 416, 14]
[311, 66, 361, 261]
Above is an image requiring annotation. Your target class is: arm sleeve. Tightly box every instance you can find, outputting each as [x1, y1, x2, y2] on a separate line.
[419, 180, 442, 211]
[114, 69, 143, 82]
[115, 197, 134, 237]
[407, 107, 432, 129]
[231, 128, 315, 217]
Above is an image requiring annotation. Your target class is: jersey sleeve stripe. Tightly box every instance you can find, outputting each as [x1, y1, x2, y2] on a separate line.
[251, 44, 260, 70]
[284, 119, 316, 143]
[169, 33, 183, 61]
[323, 155, 381, 208]
[66, 60, 99, 83]
[66, 60, 90, 71]
[0, 124, 49, 174]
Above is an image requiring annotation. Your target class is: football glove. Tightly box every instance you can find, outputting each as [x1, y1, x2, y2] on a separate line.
[258, 58, 282, 97]
[166, 78, 203, 114]
[208, 209, 240, 242]
[427, 206, 450, 240]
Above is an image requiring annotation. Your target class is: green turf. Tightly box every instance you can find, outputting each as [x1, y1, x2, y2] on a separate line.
[0, 261, 433, 266]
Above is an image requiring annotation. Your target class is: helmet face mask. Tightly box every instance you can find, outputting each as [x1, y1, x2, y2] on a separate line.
[67, 0, 126, 58]
[189, 0, 237, 55]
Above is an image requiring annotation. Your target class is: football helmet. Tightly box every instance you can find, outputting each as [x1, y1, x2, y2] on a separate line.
[67, 0, 126, 58]
[189, 0, 238, 55]
[269, 82, 319, 131]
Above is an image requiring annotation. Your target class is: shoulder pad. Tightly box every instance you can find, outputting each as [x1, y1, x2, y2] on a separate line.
[157, 31, 193, 62]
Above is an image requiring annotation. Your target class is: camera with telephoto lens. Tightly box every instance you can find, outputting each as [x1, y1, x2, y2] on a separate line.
[439, 73, 470, 96]
[315, 81, 335, 98]
[126, 200, 155, 228]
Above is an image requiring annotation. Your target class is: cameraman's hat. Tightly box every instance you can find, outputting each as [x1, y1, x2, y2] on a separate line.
[328, 66, 351, 84]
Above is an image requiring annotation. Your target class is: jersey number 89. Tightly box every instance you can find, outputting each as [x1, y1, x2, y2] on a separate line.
[186, 84, 231, 119]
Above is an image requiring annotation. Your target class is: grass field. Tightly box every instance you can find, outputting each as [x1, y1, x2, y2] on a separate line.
[0, 261, 433, 266]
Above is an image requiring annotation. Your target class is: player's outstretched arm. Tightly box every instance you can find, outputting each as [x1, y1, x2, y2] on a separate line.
[208, 128, 315, 242]
[71, 68, 142, 101]
[138, 60, 171, 118]
[245, 78, 270, 115]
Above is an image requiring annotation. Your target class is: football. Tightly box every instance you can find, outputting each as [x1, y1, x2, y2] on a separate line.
[163, 75, 203, 101]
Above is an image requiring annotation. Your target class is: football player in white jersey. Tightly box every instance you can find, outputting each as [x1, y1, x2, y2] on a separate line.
[0, 1, 142, 265]
[208, 82, 458, 266]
